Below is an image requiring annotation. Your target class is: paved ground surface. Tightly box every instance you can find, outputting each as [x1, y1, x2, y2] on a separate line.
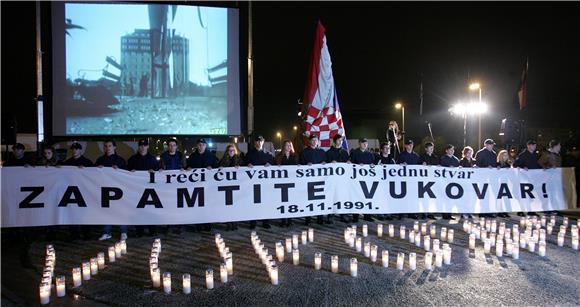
[2, 212, 579, 306]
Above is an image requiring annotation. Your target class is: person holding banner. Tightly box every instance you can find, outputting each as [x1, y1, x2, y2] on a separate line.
[351, 138, 379, 221]
[300, 135, 328, 225]
[538, 139, 562, 169]
[62, 142, 94, 167]
[128, 139, 160, 237]
[186, 138, 219, 170]
[37, 146, 58, 167]
[159, 138, 186, 171]
[497, 150, 512, 168]
[219, 144, 244, 231]
[326, 134, 350, 163]
[459, 146, 476, 168]
[96, 140, 128, 241]
[419, 142, 439, 166]
[375, 142, 396, 165]
[397, 139, 421, 165]
[514, 139, 540, 169]
[276, 140, 299, 227]
[246, 134, 274, 229]
[475, 139, 497, 168]
[3, 143, 32, 166]
[440, 144, 460, 167]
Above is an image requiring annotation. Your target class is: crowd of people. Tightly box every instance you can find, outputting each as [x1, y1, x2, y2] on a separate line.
[1, 126, 574, 242]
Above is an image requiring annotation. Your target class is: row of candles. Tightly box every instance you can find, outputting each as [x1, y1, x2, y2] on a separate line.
[252, 232, 281, 285]
[40, 241, 126, 304]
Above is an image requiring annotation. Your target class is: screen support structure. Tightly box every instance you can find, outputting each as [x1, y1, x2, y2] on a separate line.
[36, 1, 45, 146]
[247, 1, 254, 138]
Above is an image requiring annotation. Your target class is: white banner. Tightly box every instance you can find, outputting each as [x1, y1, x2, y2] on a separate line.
[1, 164, 576, 227]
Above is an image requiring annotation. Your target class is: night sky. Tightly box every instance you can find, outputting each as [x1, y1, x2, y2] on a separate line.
[2, 2, 579, 150]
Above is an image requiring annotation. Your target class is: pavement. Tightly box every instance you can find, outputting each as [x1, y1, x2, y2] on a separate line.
[2, 212, 579, 306]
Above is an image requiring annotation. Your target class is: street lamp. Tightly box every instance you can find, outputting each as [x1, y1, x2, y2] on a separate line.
[449, 101, 488, 148]
[395, 102, 405, 145]
[276, 132, 282, 150]
[293, 126, 298, 132]
[469, 82, 483, 145]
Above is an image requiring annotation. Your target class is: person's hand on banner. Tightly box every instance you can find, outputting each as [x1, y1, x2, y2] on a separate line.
[207, 166, 213, 170]
[130, 169, 136, 172]
[112, 165, 118, 170]
[247, 163, 254, 168]
[97, 165, 104, 168]
[265, 163, 270, 167]
[148, 169, 155, 173]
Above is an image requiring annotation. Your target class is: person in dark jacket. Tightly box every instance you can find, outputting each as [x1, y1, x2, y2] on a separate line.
[397, 139, 421, 165]
[186, 138, 218, 169]
[219, 144, 244, 231]
[275, 140, 299, 227]
[376, 142, 396, 165]
[459, 146, 476, 168]
[96, 140, 128, 241]
[62, 142, 94, 167]
[419, 142, 439, 166]
[440, 144, 460, 167]
[159, 138, 186, 170]
[497, 149, 512, 168]
[326, 134, 350, 163]
[514, 140, 540, 169]
[474, 139, 497, 167]
[351, 138, 375, 165]
[128, 139, 160, 237]
[37, 146, 58, 166]
[300, 135, 328, 225]
[539, 139, 562, 168]
[3, 143, 33, 166]
[246, 134, 274, 229]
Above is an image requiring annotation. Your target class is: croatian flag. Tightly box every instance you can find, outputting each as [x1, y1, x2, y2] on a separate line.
[303, 21, 347, 151]
[518, 58, 529, 111]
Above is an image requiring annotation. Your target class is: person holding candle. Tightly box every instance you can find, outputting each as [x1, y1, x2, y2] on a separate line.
[97, 140, 129, 241]
[299, 134, 328, 225]
[245, 134, 274, 229]
[276, 140, 299, 227]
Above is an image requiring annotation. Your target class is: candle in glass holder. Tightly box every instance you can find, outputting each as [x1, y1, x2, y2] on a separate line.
[364, 242, 371, 257]
[82, 262, 91, 280]
[496, 241, 504, 257]
[469, 234, 476, 250]
[39, 283, 50, 305]
[512, 245, 519, 259]
[435, 250, 443, 268]
[181, 273, 191, 294]
[96, 252, 105, 270]
[348, 233, 355, 248]
[538, 241, 546, 257]
[382, 250, 389, 267]
[573, 236, 579, 250]
[396, 252, 404, 270]
[302, 231, 308, 245]
[443, 246, 451, 265]
[151, 268, 161, 287]
[120, 240, 127, 255]
[356, 237, 362, 252]
[409, 230, 416, 244]
[90, 257, 98, 275]
[414, 221, 420, 232]
[557, 233, 565, 247]
[370, 245, 378, 262]
[276, 242, 285, 262]
[400, 225, 406, 240]
[433, 239, 440, 253]
[506, 239, 513, 255]
[314, 252, 322, 270]
[528, 239, 536, 253]
[415, 232, 421, 247]
[424, 236, 431, 251]
[72, 267, 82, 287]
[389, 224, 395, 237]
[546, 223, 553, 235]
[421, 222, 427, 235]
[350, 258, 358, 277]
[484, 239, 491, 254]
[220, 263, 228, 283]
[331, 255, 339, 273]
[440, 227, 447, 241]
[362, 224, 368, 237]
[285, 238, 292, 253]
[270, 265, 279, 285]
[56, 275, 66, 297]
[115, 242, 122, 259]
[377, 224, 383, 237]
[344, 227, 351, 242]
[108, 246, 116, 263]
[292, 249, 299, 265]
[424, 252, 433, 270]
[447, 229, 454, 243]
[226, 254, 233, 275]
[205, 269, 214, 290]
[430, 225, 437, 238]
[308, 228, 314, 242]
[409, 253, 417, 270]
[292, 234, 299, 249]
[539, 229, 546, 242]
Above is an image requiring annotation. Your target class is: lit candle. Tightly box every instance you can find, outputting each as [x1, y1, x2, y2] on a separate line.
[443, 246, 451, 265]
[285, 238, 292, 253]
[440, 227, 447, 241]
[424, 236, 431, 251]
[424, 252, 433, 270]
[519, 216, 525, 228]
[414, 221, 420, 232]
[356, 237, 362, 252]
[469, 234, 476, 250]
[108, 246, 116, 263]
[151, 268, 161, 288]
[292, 234, 299, 249]
[331, 255, 339, 273]
[490, 233, 496, 247]
[362, 224, 368, 237]
[97, 252, 105, 270]
[120, 240, 127, 255]
[301, 231, 308, 245]
[538, 241, 546, 257]
[292, 249, 299, 265]
[351, 224, 357, 237]
[314, 252, 322, 270]
[496, 241, 504, 257]
[348, 233, 355, 248]
[409, 230, 416, 244]
[72, 267, 82, 287]
[396, 252, 404, 270]
[344, 227, 351, 242]
[115, 242, 122, 259]
[370, 245, 378, 262]
[182, 273, 191, 294]
[205, 269, 214, 290]
[90, 257, 98, 275]
[220, 263, 228, 283]
[270, 265, 279, 285]
[421, 222, 427, 235]
[512, 245, 519, 260]
[276, 242, 284, 262]
[546, 224, 553, 235]
[557, 233, 565, 247]
[539, 229, 546, 242]
[447, 229, 454, 243]
[350, 258, 358, 277]
[528, 239, 536, 253]
[435, 250, 443, 268]
[364, 242, 371, 257]
[82, 261, 91, 280]
[389, 224, 395, 237]
[430, 225, 436, 238]
[400, 225, 406, 240]
[573, 236, 579, 250]
[409, 253, 417, 270]
[39, 283, 50, 305]
[415, 232, 422, 247]
[506, 239, 513, 255]
[56, 275, 66, 297]
[484, 238, 491, 254]
[377, 224, 383, 237]
[226, 254, 233, 275]
[433, 239, 440, 253]
[382, 250, 389, 268]
[308, 228, 314, 242]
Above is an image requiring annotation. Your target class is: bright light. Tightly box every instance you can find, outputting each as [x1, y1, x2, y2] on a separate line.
[208, 142, 213, 147]
[297, 111, 302, 116]
[450, 102, 488, 116]
[276, 132, 281, 138]
[469, 83, 481, 90]
[395, 103, 402, 109]
[293, 126, 298, 131]
[234, 137, 238, 143]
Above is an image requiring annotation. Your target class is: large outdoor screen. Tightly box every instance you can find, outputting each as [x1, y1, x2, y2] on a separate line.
[51, 2, 241, 136]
